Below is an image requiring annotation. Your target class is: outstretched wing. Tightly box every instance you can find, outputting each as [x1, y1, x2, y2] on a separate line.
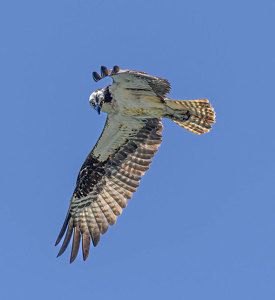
[56, 115, 163, 262]
[93, 65, 171, 102]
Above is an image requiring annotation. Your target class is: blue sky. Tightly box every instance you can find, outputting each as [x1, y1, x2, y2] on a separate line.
[1, 0, 275, 299]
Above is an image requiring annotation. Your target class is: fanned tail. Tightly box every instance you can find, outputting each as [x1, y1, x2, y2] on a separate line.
[166, 99, 215, 134]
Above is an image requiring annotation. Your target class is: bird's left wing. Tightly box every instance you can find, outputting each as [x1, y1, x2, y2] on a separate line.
[93, 65, 171, 102]
[56, 115, 163, 262]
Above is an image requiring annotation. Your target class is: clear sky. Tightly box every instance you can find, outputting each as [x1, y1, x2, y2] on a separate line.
[1, 0, 275, 299]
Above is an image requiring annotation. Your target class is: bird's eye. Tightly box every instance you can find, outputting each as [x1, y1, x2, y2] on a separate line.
[91, 102, 95, 106]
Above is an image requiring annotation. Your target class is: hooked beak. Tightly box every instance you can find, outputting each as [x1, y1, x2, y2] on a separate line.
[95, 104, 101, 114]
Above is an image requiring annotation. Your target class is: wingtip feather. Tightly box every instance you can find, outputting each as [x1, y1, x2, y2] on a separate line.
[82, 233, 91, 261]
[70, 226, 81, 263]
[112, 65, 120, 74]
[101, 66, 109, 77]
[55, 211, 71, 246]
[56, 219, 74, 258]
[92, 71, 102, 82]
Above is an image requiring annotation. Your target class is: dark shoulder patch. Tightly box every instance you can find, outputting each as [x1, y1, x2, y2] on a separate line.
[104, 85, 112, 103]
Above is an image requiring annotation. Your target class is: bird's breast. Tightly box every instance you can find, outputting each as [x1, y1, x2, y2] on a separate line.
[111, 86, 165, 118]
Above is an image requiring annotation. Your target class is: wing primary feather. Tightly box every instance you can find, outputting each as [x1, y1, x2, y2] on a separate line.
[112, 65, 120, 74]
[70, 225, 81, 263]
[91, 202, 109, 234]
[56, 219, 74, 257]
[84, 210, 101, 247]
[55, 210, 71, 246]
[92, 71, 102, 82]
[82, 233, 91, 261]
[101, 66, 109, 77]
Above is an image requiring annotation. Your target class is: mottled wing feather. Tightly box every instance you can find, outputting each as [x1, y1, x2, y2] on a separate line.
[56, 117, 163, 262]
[110, 69, 171, 100]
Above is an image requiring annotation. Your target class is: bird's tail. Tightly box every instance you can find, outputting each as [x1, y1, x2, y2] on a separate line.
[165, 99, 215, 134]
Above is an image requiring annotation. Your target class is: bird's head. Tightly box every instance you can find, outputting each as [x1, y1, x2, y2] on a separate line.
[89, 89, 105, 114]
[89, 86, 112, 114]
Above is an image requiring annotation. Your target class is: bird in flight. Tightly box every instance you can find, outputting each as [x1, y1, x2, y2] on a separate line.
[55, 65, 215, 263]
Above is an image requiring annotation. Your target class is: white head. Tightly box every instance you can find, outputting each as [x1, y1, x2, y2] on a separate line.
[89, 85, 113, 114]
[89, 89, 105, 114]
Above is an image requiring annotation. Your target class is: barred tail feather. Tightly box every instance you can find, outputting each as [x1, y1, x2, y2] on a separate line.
[166, 99, 215, 135]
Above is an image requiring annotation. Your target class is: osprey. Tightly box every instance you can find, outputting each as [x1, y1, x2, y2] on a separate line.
[56, 65, 215, 263]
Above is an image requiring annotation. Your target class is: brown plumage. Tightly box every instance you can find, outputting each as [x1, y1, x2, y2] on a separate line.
[56, 65, 215, 262]
[166, 99, 215, 134]
[56, 118, 162, 263]
[100, 66, 109, 78]
[92, 71, 101, 82]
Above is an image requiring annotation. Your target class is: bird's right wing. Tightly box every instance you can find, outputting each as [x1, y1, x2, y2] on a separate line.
[56, 114, 163, 262]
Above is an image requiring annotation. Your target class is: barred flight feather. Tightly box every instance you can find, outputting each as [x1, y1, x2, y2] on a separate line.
[81, 232, 90, 261]
[97, 194, 117, 225]
[56, 118, 162, 262]
[100, 188, 123, 216]
[70, 226, 81, 263]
